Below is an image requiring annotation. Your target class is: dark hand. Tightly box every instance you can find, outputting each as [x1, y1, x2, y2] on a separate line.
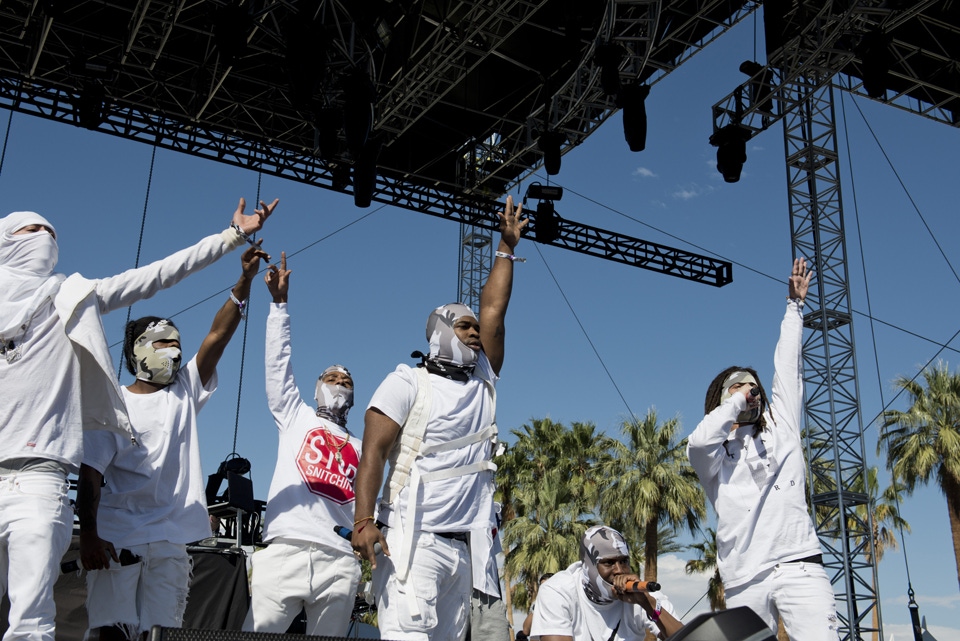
[788, 257, 811, 301]
[497, 195, 528, 250]
[611, 574, 654, 606]
[232, 197, 279, 235]
[264, 251, 291, 303]
[79, 531, 119, 571]
[241, 244, 269, 278]
[351, 521, 389, 568]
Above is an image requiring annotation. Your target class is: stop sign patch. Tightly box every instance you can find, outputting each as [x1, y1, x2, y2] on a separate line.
[296, 426, 359, 505]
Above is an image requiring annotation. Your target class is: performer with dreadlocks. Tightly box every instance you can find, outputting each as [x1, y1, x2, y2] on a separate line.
[687, 258, 838, 640]
[243, 251, 362, 636]
[529, 526, 682, 641]
[351, 195, 526, 641]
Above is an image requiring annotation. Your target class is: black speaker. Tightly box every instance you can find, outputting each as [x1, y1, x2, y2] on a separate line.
[664, 607, 776, 641]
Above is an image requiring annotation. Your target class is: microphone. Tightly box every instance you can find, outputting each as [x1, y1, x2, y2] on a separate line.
[622, 580, 661, 593]
[334, 524, 383, 555]
[750, 386, 760, 397]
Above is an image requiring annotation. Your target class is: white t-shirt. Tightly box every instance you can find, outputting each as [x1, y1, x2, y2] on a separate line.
[261, 303, 362, 553]
[82, 357, 215, 548]
[0, 300, 81, 470]
[370, 355, 497, 533]
[530, 563, 675, 641]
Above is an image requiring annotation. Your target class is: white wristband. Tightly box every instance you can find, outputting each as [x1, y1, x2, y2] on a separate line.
[495, 251, 526, 263]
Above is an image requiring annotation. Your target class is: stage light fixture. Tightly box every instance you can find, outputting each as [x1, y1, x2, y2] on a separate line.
[858, 30, 892, 99]
[353, 138, 382, 208]
[342, 70, 376, 157]
[709, 124, 751, 184]
[75, 83, 106, 130]
[537, 131, 564, 176]
[313, 107, 341, 160]
[594, 43, 624, 96]
[620, 83, 650, 152]
[525, 183, 563, 201]
[738, 60, 776, 116]
[535, 200, 560, 244]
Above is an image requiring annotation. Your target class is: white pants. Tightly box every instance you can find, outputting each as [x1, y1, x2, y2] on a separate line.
[85, 541, 191, 638]
[0, 470, 72, 641]
[725, 560, 839, 641]
[243, 538, 360, 636]
[373, 528, 471, 641]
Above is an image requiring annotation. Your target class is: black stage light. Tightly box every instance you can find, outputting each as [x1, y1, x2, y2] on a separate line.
[858, 30, 892, 99]
[537, 131, 564, 176]
[342, 70, 376, 157]
[353, 138, 382, 208]
[535, 201, 560, 243]
[595, 43, 624, 96]
[738, 60, 776, 116]
[709, 124, 752, 184]
[621, 84, 650, 152]
[526, 183, 563, 201]
[75, 83, 105, 130]
[313, 107, 341, 160]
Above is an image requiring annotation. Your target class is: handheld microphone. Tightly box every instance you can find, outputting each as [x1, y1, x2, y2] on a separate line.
[749, 386, 760, 397]
[622, 580, 661, 593]
[334, 525, 383, 555]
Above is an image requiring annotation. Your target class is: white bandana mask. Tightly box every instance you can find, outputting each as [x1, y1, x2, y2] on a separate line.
[315, 365, 354, 427]
[132, 320, 182, 385]
[720, 371, 761, 424]
[426, 303, 478, 368]
[580, 525, 630, 605]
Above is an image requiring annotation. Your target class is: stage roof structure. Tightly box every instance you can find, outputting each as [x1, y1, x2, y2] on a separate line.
[0, 1, 956, 284]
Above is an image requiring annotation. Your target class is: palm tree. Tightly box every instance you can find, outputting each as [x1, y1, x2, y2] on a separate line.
[880, 360, 960, 591]
[600, 408, 706, 582]
[496, 418, 615, 611]
[685, 528, 725, 611]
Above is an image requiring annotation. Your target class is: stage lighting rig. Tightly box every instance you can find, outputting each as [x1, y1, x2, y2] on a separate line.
[709, 124, 751, 183]
[524, 182, 562, 244]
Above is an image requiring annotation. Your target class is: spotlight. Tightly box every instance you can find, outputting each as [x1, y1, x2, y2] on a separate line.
[858, 30, 892, 99]
[738, 60, 776, 116]
[594, 43, 624, 96]
[313, 107, 341, 160]
[342, 69, 376, 157]
[353, 138, 381, 208]
[620, 84, 650, 152]
[537, 131, 564, 176]
[709, 124, 751, 183]
[525, 183, 563, 201]
[75, 83, 105, 130]
[535, 201, 560, 243]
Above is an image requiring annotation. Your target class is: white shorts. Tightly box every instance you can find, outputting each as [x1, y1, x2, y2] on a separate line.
[85, 541, 192, 637]
[373, 528, 472, 641]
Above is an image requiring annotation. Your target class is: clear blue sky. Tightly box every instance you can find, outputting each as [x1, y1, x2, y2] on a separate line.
[1, 16, 957, 640]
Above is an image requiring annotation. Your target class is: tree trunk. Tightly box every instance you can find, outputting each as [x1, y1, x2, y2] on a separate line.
[503, 565, 516, 641]
[643, 519, 659, 582]
[943, 470, 960, 593]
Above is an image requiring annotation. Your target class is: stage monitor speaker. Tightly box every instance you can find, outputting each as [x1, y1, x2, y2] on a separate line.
[664, 606, 776, 641]
[149, 629, 364, 641]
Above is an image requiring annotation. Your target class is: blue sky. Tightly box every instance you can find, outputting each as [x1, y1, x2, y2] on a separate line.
[1, 15, 958, 641]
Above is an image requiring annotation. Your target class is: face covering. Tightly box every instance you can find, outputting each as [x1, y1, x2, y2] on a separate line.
[132, 320, 182, 385]
[720, 371, 761, 424]
[423, 303, 478, 381]
[0, 212, 63, 341]
[579, 525, 630, 605]
[315, 364, 354, 427]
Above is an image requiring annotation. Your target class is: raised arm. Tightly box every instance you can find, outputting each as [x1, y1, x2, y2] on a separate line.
[770, 257, 811, 430]
[196, 244, 267, 386]
[263, 252, 303, 422]
[479, 195, 528, 375]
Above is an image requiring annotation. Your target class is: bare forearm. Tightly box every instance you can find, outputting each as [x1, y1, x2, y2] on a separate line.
[77, 464, 102, 534]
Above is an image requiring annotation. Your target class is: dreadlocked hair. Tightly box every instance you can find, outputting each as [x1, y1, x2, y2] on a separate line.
[704, 365, 770, 434]
[123, 316, 177, 376]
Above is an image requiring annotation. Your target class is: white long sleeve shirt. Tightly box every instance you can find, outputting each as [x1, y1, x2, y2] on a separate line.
[260, 303, 361, 553]
[686, 300, 822, 589]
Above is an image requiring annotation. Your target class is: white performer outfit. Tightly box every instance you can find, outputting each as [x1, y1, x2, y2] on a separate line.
[0, 211, 245, 641]
[530, 566, 676, 641]
[686, 300, 838, 639]
[243, 303, 362, 635]
[369, 352, 499, 641]
[530, 526, 676, 641]
[82, 357, 216, 634]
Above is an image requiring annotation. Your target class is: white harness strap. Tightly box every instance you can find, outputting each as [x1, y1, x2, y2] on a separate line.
[387, 366, 498, 617]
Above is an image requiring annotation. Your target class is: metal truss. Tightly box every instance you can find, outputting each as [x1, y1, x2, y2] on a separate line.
[784, 81, 877, 641]
[458, 138, 496, 311]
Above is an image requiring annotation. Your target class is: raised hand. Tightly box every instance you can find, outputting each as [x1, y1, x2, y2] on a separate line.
[497, 195, 528, 250]
[788, 257, 812, 301]
[232, 197, 280, 235]
[264, 251, 291, 303]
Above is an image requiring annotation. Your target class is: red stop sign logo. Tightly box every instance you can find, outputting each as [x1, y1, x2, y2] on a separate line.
[296, 427, 359, 505]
